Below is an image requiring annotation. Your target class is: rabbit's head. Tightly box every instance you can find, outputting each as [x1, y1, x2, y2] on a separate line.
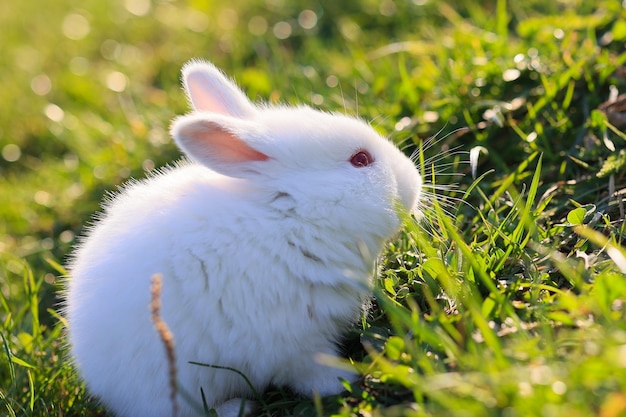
[171, 61, 422, 277]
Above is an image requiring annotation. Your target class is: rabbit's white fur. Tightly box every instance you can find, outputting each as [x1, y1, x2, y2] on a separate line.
[65, 60, 422, 417]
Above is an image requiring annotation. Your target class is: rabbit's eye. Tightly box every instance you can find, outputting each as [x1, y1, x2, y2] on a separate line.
[350, 150, 373, 167]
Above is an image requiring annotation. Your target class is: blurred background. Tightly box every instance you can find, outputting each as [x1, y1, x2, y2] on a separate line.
[2, 0, 623, 269]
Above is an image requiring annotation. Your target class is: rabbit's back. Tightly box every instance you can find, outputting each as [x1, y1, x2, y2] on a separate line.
[67, 162, 366, 416]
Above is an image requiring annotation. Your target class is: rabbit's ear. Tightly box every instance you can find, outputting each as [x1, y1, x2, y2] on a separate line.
[171, 115, 268, 177]
[182, 61, 256, 118]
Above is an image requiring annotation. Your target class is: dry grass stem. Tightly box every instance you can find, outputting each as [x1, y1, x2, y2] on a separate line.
[151, 273, 179, 417]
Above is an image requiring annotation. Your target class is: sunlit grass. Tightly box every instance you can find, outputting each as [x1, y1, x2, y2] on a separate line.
[2, 0, 626, 415]
[364, 154, 626, 416]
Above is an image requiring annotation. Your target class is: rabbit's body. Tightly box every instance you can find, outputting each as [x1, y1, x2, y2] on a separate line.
[66, 62, 422, 417]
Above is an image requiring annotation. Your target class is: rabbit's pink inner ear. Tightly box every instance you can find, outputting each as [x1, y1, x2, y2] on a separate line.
[186, 75, 231, 115]
[210, 129, 269, 163]
[179, 122, 269, 165]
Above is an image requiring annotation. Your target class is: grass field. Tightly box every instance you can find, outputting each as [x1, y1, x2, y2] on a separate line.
[2, 0, 626, 416]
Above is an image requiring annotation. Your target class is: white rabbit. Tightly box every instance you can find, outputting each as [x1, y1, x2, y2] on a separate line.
[65, 60, 422, 417]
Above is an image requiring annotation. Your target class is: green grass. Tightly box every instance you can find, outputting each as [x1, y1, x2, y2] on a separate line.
[2, 0, 626, 416]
